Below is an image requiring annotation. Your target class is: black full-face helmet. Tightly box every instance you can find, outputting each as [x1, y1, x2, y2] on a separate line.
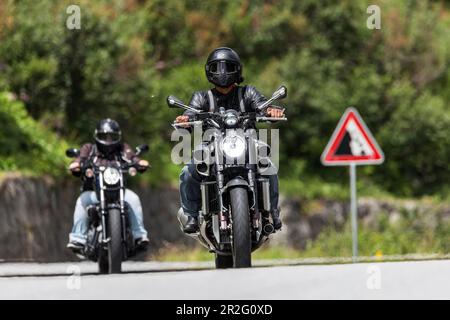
[205, 47, 243, 88]
[94, 118, 122, 155]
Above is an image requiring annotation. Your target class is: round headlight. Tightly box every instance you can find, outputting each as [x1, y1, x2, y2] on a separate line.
[225, 114, 238, 127]
[221, 134, 246, 158]
[103, 167, 120, 185]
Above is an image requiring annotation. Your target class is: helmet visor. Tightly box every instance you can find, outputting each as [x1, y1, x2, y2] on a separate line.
[208, 61, 238, 74]
[95, 131, 121, 145]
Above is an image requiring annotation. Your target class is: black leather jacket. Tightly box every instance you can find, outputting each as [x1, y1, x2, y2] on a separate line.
[184, 85, 267, 118]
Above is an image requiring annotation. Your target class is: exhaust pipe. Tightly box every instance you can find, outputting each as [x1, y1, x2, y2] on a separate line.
[263, 223, 274, 235]
[193, 148, 211, 176]
[258, 145, 271, 158]
[196, 162, 209, 175]
[260, 179, 271, 211]
[258, 157, 270, 168]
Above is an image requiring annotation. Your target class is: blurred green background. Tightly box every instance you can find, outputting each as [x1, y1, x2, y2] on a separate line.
[1, 0, 450, 259]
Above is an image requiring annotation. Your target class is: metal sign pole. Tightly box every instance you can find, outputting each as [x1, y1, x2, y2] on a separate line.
[350, 162, 358, 262]
[321, 108, 384, 262]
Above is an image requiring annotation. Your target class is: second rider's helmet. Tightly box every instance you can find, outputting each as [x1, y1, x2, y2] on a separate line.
[205, 47, 243, 88]
[94, 118, 122, 155]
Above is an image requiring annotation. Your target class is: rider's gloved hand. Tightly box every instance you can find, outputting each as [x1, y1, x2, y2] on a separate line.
[266, 106, 285, 118]
[175, 115, 191, 128]
[137, 159, 150, 173]
[175, 115, 189, 123]
[69, 161, 81, 177]
[69, 161, 80, 171]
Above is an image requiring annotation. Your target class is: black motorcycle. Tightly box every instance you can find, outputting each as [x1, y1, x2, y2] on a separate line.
[66, 144, 149, 274]
[168, 85, 287, 268]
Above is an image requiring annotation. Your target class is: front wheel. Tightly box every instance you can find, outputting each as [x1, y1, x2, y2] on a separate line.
[230, 187, 251, 268]
[98, 248, 109, 274]
[107, 208, 123, 273]
[215, 253, 233, 269]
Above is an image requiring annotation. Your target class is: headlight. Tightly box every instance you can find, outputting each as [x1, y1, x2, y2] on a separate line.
[225, 114, 238, 127]
[103, 167, 120, 185]
[221, 133, 246, 158]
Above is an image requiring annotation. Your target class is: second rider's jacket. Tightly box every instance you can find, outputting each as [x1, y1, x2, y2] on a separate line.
[184, 85, 268, 118]
[72, 143, 142, 191]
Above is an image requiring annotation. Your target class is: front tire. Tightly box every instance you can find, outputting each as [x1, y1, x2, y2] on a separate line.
[215, 253, 234, 269]
[230, 187, 251, 268]
[107, 208, 123, 273]
[98, 249, 109, 274]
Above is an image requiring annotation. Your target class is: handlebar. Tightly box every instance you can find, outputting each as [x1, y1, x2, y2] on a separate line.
[256, 117, 287, 122]
[173, 121, 203, 127]
[172, 112, 287, 128]
[79, 161, 142, 174]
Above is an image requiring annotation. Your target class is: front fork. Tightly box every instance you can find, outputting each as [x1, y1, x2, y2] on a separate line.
[99, 171, 108, 245]
[119, 174, 127, 244]
[215, 168, 260, 241]
[214, 141, 260, 234]
[214, 139, 228, 231]
[247, 168, 260, 230]
[99, 171, 127, 248]
[247, 134, 262, 233]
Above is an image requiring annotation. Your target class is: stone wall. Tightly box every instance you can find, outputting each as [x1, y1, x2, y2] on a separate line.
[1, 175, 449, 261]
[0, 175, 192, 262]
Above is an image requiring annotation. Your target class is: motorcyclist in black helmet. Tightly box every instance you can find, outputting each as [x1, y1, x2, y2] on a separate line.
[94, 119, 122, 154]
[175, 47, 284, 233]
[67, 119, 150, 252]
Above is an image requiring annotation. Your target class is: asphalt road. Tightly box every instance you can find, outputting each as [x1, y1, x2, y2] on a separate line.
[0, 259, 450, 299]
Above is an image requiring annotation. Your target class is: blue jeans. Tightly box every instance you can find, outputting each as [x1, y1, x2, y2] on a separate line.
[69, 189, 148, 244]
[179, 162, 279, 218]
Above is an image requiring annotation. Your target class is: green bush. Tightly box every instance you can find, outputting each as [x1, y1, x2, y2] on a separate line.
[303, 207, 450, 257]
[0, 92, 69, 175]
[0, 0, 449, 197]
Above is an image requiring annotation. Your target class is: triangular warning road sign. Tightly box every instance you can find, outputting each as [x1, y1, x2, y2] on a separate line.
[321, 107, 384, 166]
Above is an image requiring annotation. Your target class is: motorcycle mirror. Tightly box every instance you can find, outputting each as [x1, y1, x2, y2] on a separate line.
[136, 144, 149, 155]
[167, 95, 184, 108]
[272, 85, 287, 100]
[167, 95, 200, 114]
[257, 85, 288, 111]
[66, 148, 80, 158]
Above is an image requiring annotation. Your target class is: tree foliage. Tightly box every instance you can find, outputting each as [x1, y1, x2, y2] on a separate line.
[0, 0, 449, 195]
